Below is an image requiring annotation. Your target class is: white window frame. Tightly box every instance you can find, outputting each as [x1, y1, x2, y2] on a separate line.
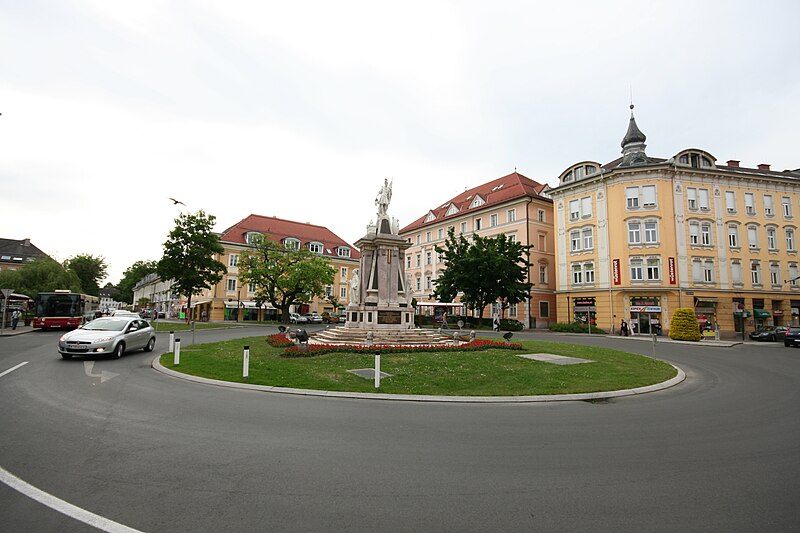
[764, 195, 774, 216]
[642, 185, 656, 207]
[701, 222, 712, 246]
[787, 228, 796, 251]
[728, 224, 740, 248]
[628, 221, 641, 244]
[767, 227, 777, 250]
[751, 261, 762, 285]
[783, 197, 792, 218]
[571, 230, 581, 252]
[507, 209, 517, 223]
[228, 254, 239, 267]
[630, 258, 644, 281]
[646, 257, 661, 281]
[745, 193, 756, 215]
[725, 191, 736, 213]
[731, 260, 743, 284]
[626, 187, 640, 208]
[644, 221, 658, 244]
[748, 225, 759, 249]
[582, 227, 594, 250]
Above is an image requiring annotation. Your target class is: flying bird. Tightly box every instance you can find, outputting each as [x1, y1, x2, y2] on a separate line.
[169, 198, 186, 206]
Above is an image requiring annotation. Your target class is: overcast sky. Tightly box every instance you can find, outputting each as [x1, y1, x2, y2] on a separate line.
[2, 0, 798, 285]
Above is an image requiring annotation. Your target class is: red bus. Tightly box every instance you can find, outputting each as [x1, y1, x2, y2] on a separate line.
[33, 290, 100, 330]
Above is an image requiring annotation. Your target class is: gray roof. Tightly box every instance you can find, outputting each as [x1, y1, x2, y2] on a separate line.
[0, 238, 51, 266]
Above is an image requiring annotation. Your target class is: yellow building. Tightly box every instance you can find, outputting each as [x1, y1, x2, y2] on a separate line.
[399, 172, 557, 328]
[190, 214, 360, 322]
[548, 107, 800, 337]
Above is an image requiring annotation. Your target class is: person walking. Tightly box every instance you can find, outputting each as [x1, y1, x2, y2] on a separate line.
[620, 319, 629, 336]
[11, 309, 21, 330]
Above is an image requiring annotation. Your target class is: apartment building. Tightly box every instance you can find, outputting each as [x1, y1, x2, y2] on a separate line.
[548, 107, 800, 336]
[191, 214, 360, 322]
[399, 172, 556, 328]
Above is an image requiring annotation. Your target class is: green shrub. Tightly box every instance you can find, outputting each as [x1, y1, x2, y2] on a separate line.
[549, 322, 607, 335]
[500, 319, 524, 331]
[669, 308, 701, 341]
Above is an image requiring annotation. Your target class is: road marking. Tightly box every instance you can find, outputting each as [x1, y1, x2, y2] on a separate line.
[0, 361, 28, 378]
[84, 361, 119, 383]
[0, 465, 144, 533]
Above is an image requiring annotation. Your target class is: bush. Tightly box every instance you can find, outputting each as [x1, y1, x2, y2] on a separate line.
[669, 308, 701, 341]
[281, 338, 524, 357]
[549, 322, 607, 335]
[500, 319, 524, 331]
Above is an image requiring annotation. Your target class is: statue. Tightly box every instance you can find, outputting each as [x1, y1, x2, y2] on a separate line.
[349, 269, 360, 305]
[375, 178, 393, 217]
[405, 274, 414, 300]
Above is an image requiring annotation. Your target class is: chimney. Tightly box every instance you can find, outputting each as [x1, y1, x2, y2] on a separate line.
[758, 163, 771, 171]
[726, 160, 740, 167]
[23, 238, 30, 246]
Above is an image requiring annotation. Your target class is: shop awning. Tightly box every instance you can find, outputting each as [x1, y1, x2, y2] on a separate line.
[225, 300, 275, 309]
[190, 299, 211, 308]
[753, 309, 772, 318]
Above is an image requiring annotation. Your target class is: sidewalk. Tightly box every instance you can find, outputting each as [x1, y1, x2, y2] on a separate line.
[0, 324, 35, 337]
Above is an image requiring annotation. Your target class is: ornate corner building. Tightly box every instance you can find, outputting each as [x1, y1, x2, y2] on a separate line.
[547, 106, 800, 336]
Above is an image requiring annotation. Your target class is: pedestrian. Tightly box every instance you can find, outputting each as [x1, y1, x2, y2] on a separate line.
[493, 312, 500, 332]
[11, 309, 21, 330]
[620, 319, 629, 336]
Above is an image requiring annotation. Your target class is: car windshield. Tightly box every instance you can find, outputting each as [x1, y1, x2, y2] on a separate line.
[82, 318, 128, 331]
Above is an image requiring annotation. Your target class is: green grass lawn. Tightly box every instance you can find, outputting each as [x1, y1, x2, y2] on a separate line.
[159, 337, 677, 396]
[152, 321, 250, 332]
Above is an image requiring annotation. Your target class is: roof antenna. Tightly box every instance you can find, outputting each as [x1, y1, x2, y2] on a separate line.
[629, 85, 635, 115]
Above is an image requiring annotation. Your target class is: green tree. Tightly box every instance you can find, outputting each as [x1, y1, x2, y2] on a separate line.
[433, 229, 532, 326]
[157, 210, 227, 321]
[239, 235, 335, 324]
[0, 258, 82, 299]
[116, 260, 158, 303]
[63, 254, 108, 296]
[669, 308, 702, 341]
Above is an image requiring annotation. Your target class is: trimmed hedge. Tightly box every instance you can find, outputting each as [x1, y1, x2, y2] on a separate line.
[549, 322, 608, 335]
[281, 338, 524, 358]
[669, 308, 701, 341]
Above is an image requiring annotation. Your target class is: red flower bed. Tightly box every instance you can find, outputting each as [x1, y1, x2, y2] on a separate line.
[281, 338, 523, 357]
[267, 334, 294, 348]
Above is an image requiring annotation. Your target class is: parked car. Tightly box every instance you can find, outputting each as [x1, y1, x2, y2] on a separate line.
[750, 326, 789, 342]
[784, 327, 800, 347]
[139, 309, 157, 319]
[289, 313, 308, 324]
[304, 313, 323, 324]
[58, 317, 156, 359]
[112, 310, 140, 318]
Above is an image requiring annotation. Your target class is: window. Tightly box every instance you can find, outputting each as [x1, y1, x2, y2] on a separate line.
[571, 230, 581, 252]
[783, 197, 792, 218]
[767, 227, 777, 250]
[569, 199, 580, 221]
[788, 228, 797, 251]
[725, 191, 736, 213]
[644, 221, 658, 244]
[438, 228, 443, 240]
[701, 222, 712, 246]
[764, 195, 774, 216]
[689, 222, 699, 245]
[426, 251, 432, 265]
[790, 264, 799, 286]
[745, 193, 756, 215]
[731, 261, 743, 284]
[507, 234, 517, 243]
[425, 276, 432, 290]
[415, 277, 421, 291]
[583, 227, 594, 250]
[539, 265, 548, 284]
[537, 209, 544, 222]
[584, 262, 595, 284]
[692, 259, 702, 282]
[539, 301, 550, 318]
[687, 187, 697, 209]
[569, 197, 593, 220]
[698, 188, 710, 210]
[475, 218, 482, 231]
[508, 304, 517, 318]
[703, 260, 714, 282]
[646, 257, 661, 280]
[490, 214, 498, 227]
[246, 232, 263, 244]
[572, 263, 583, 284]
[341, 267, 348, 278]
[227, 278, 237, 292]
[538, 234, 546, 251]
[728, 224, 740, 248]
[470, 195, 485, 208]
[308, 242, 323, 254]
[426, 231, 431, 242]
[581, 196, 593, 218]
[416, 235, 421, 245]
[406, 255, 411, 269]
[248, 282, 256, 293]
[751, 261, 762, 285]
[446, 204, 459, 216]
[642, 185, 656, 207]
[416, 254, 421, 267]
[325, 285, 333, 297]
[284, 238, 300, 250]
[626, 187, 640, 208]
[340, 286, 348, 299]
[628, 221, 641, 244]
[748, 226, 759, 249]
[460, 222, 467, 234]
[630, 258, 644, 281]
[424, 212, 436, 223]
[770, 264, 781, 286]
[228, 254, 239, 267]
[337, 247, 351, 258]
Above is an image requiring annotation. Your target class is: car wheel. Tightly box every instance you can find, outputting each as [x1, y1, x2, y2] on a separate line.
[144, 337, 155, 352]
[113, 342, 125, 359]
[786, 341, 793, 347]
[60, 353, 72, 359]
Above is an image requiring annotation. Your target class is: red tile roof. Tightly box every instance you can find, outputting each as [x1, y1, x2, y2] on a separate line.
[219, 214, 360, 260]
[399, 172, 549, 233]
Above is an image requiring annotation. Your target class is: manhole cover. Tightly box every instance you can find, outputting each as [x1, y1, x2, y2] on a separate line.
[516, 353, 593, 365]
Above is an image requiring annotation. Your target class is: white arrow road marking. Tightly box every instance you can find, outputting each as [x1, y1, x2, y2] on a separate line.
[0, 361, 28, 378]
[0, 465, 144, 533]
[84, 361, 119, 383]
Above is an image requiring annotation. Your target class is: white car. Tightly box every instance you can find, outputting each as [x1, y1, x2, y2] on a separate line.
[58, 317, 156, 359]
[289, 313, 308, 324]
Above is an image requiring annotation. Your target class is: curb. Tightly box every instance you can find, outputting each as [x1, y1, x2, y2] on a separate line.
[151, 355, 686, 404]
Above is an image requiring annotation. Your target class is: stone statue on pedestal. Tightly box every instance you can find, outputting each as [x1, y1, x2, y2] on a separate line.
[375, 178, 392, 218]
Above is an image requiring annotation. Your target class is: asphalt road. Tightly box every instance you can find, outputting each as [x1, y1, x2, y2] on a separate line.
[1, 326, 799, 532]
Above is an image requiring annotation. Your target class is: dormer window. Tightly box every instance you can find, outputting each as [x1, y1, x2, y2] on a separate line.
[676, 150, 716, 169]
[245, 232, 263, 245]
[284, 238, 300, 250]
[308, 242, 324, 254]
[337, 247, 351, 258]
[470, 195, 485, 209]
[424, 211, 436, 223]
[445, 204, 459, 216]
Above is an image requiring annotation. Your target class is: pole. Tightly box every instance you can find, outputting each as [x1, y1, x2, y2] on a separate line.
[374, 351, 381, 389]
[243, 345, 250, 379]
[174, 338, 181, 365]
[169, 331, 175, 352]
[0, 288, 12, 336]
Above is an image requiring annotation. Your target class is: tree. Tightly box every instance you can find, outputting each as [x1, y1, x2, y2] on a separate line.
[157, 210, 227, 321]
[0, 258, 82, 299]
[116, 260, 158, 303]
[433, 229, 532, 326]
[239, 235, 335, 324]
[669, 308, 702, 341]
[63, 254, 108, 296]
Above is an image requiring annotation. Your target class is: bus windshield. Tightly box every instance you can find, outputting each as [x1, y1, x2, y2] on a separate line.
[36, 293, 82, 318]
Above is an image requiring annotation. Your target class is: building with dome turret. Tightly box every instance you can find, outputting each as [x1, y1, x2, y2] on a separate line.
[547, 107, 800, 337]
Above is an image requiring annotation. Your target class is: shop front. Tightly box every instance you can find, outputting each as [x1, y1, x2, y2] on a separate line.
[629, 296, 662, 335]
[752, 308, 772, 329]
[572, 297, 596, 326]
[694, 298, 718, 335]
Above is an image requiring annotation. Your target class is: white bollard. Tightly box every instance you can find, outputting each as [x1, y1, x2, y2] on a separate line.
[374, 352, 381, 389]
[169, 331, 175, 352]
[243, 345, 250, 379]
[174, 338, 181, 365]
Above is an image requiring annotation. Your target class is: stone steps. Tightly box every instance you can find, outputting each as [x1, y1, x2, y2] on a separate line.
[311, 326, 455, 346]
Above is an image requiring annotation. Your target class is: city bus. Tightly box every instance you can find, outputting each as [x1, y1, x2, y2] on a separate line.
[33, 290, 100, 330]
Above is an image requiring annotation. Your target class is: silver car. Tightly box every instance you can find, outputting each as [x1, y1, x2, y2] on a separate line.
[58, 317, 156, 359]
